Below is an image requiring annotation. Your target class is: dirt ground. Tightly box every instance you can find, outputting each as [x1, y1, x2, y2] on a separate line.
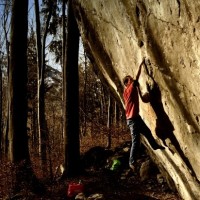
[41, 168, 182, 200]
[2, 136, 183, 200]
[40, 143, 183, 200]
[9, 156, 183, 200]
[4, 175, 182, 200]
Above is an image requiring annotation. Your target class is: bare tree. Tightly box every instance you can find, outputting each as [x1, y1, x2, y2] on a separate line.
[0, 57, 2, 154]
[1, 0, 11, 157]
[63, 0, 80, 177]
[62, 0, 67, 139]
[106, 93, 112, 149]
[9, 0, 29, 164]
[34, 0, 56, 175]
[7, 0, 44, 194]
[7, 0, 37, 193]
[34, 0, 46, 173]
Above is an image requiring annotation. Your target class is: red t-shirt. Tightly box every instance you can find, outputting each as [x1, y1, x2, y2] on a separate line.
[123, 82, 139, 119]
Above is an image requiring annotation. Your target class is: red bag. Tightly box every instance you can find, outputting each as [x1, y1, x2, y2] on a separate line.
[67, 182, 84, 197]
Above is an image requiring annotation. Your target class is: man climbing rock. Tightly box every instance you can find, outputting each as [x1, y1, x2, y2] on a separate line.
[122, 58, 164, 171]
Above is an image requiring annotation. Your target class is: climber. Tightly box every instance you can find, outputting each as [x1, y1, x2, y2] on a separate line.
[122, 58, 164, 172]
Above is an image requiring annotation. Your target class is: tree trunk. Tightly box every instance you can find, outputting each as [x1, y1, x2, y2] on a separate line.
[114, 100, 120, 128]
[8, 0, 44, 194]
[106, 93, 112, 149]
[34, 0, 46, 174]
[62, 0, 66, 139]
[9, 0, 29, 163]
[8, 0, 32, 192]
[82, 52, 88, 137]
[2, 2, 10, 157]
[34, 0, 43, 157]
[63, 0, 80, 177]
[34, 0, 53, 175]
[0, 62, 2, 155]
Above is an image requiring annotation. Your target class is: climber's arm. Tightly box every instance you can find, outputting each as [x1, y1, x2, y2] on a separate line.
[135, 57, 145, 81]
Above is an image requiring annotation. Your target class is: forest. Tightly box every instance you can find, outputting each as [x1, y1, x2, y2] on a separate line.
[0, 0, 129, 198]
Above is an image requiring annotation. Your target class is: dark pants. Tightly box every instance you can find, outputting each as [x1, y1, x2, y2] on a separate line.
[127, 115, 159, 165]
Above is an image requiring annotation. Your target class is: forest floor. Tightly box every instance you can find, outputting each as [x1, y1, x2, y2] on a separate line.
[45, 167, 182, 200]
[34, 139, 182, 200]
[1, 133, 183, 200]
[1, 169, 182, 200]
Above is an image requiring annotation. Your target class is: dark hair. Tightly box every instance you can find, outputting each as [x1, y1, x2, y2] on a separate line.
[123, 75, 132, 86]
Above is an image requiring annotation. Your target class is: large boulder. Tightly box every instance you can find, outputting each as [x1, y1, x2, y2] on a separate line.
[72, 1, 200, 199]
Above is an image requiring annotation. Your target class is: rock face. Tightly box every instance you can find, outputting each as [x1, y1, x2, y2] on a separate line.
[72, 1, 200, 199]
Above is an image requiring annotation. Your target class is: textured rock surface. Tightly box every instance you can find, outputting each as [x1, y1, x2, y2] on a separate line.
[73, 1, 200, 199]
